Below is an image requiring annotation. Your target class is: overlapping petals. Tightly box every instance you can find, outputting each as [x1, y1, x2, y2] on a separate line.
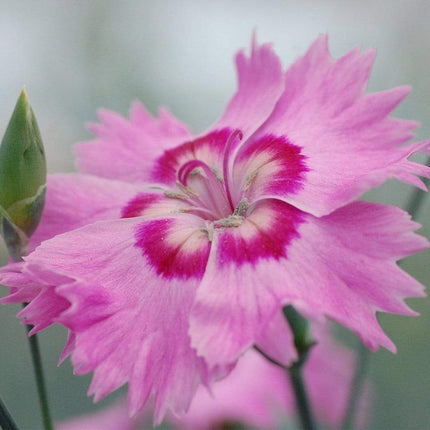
[57, 326, 370, 430]
[1, 34, 429, 423]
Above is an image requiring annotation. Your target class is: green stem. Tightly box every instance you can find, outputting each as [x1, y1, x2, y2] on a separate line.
[341, 342, 368, 430]
[288, 363, 316, 430]
[0, 394, 19, 430]
[22, 305, 53, 430]
[10, 252, 53, 430]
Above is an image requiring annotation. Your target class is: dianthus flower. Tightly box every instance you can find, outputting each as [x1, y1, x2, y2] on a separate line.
[1, 35, 429, 422]
[57, 326, 370, 430]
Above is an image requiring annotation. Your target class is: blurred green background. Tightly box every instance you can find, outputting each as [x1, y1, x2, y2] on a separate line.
[0, 1, 429, 429]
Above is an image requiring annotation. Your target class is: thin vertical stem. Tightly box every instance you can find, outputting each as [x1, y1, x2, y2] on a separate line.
[22, 308, 53, 430]
[11, 253, 53, 430]
[288, 364, 316, 430]
[341, 342, 368, 430]
[0, 394, 19, 430]
[282, 306, 317, 430]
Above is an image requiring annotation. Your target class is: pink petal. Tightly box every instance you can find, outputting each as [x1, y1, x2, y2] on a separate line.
[174, 324, 370, 429]
[172, 349, 289, 430]
[0, 263, 41, 304]
[75, 102, 191, 183]
[232, 134, 308, 204]
[252, 35, 429, 216]
[29, 174, 143, 252]
[190, 200, 303, 366]
[254, 310, 297, 366]
[277, 201, 428, 352]
[212, 35, 284, 141]
[24, 217, 215, 423]
[306, 325, 371, 428]
[57, 325, 370, 430]
[191, 199, 428, 365]
[151, 128, 231, 185]
[0, 264, 70, 335]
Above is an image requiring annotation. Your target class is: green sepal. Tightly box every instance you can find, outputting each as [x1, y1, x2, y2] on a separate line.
[0, 89, 46, 213]
[5, 184, 46, 237]
[0, 207, 28, 262]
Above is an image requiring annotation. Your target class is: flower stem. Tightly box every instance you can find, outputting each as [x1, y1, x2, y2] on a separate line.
[283, 306, 317, 430]
[11, 253, 53, 430]
[288, 363, 316, 430]
[0, 394, 19, 430]
[341, 341, 368, 430]
[22, 306, 53, 430]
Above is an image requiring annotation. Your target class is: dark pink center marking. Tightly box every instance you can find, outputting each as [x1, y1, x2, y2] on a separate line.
[136, 219, 211, 280]
[235, 134, 308, 196]
[151, 128, 232, 184]
[122, 129, 308, 279]
[121, 193, 163, 218]
[216, 199, 303, 266]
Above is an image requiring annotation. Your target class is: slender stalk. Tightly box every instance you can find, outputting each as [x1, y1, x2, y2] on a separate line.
[22, 306, 53, 430]
[11, 254, 53, 430]
[341, 342, 368, 430]
[288, 364, 316, 430]
[0, 394, 19, 430]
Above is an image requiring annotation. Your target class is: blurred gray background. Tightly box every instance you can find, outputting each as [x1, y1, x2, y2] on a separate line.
[0, 1, 429, 429]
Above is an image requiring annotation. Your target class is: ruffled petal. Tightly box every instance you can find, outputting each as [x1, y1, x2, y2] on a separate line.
[191, 199, 428, 365]
[275, 201, 428, 352]
[231, 134, 307, 205]
[0, 263, 41, 304]
[252, 35, 430, 216]
[175, 323, 369, 430]
[29, 173, 143, 252]
[75, 102, 191, 183]
[190, 199, 303, 366]
[172, 349, 288, 430]
[212, 35, 284, 141]
[0, 264, 71, 339]
[22, 216, 214, 422]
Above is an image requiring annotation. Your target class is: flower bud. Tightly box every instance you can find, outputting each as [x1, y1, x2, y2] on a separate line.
[0, 89, 46, 258]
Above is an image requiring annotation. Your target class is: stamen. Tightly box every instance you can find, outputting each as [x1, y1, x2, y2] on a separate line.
[164, 190, 188, 199]
[223, 129, 243, 212]
[215, 215, 244, 228]
[233, 198, 249, 217]
[180, 207, 216, 219]
[176, 181, 198, 197]
[200, 222, 214, 242]
[244, 169, 259, 191]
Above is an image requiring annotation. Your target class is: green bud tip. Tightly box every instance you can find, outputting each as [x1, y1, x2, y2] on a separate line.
[0, 89, 47, 242]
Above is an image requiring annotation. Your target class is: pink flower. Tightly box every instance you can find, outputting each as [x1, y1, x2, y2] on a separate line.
[1, 35, 429, 422]
[56, 326, 370, 430]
